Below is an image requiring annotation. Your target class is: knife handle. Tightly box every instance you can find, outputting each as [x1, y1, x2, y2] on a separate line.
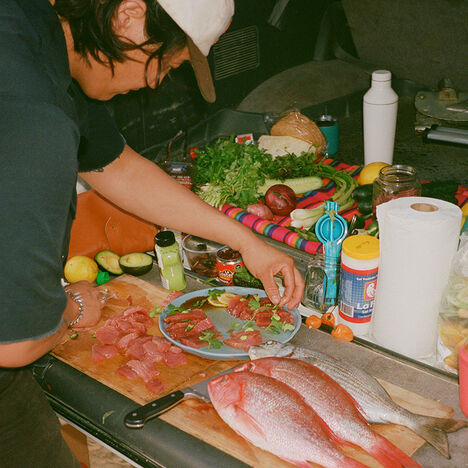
[124, 390, 185, 429]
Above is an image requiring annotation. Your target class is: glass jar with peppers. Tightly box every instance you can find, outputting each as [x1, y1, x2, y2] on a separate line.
[372, 164, 421, 212]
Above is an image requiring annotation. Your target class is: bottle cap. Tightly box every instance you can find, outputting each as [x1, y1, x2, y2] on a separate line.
[343, 235, 379, 260]
[372, 70, 392, 82]
[155, 230, 176, 247]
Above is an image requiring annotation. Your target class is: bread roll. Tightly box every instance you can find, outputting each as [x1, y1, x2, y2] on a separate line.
[270, 111, 326, 154]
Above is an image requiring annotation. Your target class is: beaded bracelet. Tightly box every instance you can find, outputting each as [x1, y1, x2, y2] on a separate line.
[64, 288, 85, 328]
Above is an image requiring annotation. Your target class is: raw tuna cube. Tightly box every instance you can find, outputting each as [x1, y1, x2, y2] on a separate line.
[95, 326, 121, 345]
[117, 332, 141, 350]
[126, 342, 146, 360]
[142, 341, 164, 362]
[115, 365, 139, 380]
[126, 359, 160, 382]
[163, 351, 187, 368]
[145, 377, 165, 394]
[150, 336, 172, 352]
[91, 344, 118, 363]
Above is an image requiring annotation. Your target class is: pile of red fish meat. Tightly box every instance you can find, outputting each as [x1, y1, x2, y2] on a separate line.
[92, 305, 187, 393]
[226, 295, 294, 327]
[164, 294, 295, 352]
[164, 308, 223, 348]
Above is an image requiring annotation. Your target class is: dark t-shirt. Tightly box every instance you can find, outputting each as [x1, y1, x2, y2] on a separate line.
[0, 0, 125, 344]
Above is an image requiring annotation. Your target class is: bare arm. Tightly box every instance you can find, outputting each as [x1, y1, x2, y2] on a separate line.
[81, 145, 304, 307]
[0, 282, 103, 368]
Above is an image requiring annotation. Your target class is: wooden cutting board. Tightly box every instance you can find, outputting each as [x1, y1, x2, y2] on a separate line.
[52, 275, 454, 468]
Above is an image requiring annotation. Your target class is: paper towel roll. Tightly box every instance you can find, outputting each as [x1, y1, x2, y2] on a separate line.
[371, 197, 462, 358]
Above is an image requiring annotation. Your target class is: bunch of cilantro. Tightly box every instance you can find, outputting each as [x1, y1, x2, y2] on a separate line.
[192, 136, 273, 208]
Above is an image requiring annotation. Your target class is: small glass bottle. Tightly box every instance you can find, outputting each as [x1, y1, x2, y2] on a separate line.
[372, 164, 421, 211]
[154, 231, 187, 292]
[302, 250, 340, 312]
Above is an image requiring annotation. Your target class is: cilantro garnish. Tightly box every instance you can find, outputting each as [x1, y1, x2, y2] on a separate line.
[149, 305, 162, 317]
[208, 289, 226, 300]
[165, 304, 190, 316]
[193, 298, 207, 308]
[248, 295, 261, 310]
[199, 330, 223, 349]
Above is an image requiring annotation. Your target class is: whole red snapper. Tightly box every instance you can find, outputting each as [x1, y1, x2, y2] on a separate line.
[240, 357, 422, 468]
[207, 370, 367, 468]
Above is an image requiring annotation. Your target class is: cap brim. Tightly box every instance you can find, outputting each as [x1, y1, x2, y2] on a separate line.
[188, 38, 216, 103]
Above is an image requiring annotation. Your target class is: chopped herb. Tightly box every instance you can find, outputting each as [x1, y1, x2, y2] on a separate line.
[245, 321, 254, 328]
[240, 335, 248, 341]
[69, 332, 78, 339]
[272, 313, 281, 321]
[149, 305, 162, 317]
[231, 322, 240, 328]
[193, 298, 207, 308]
[245, 327, 254, 332]
[208, 289, 226, 300]
[91, 333, 96, 339]
[199, 330, 223, 349]
[165, 304, 189, 316]
[248, 295, 261, 310]
[283, 323, 295, 332]
[185, 324, 195, 332]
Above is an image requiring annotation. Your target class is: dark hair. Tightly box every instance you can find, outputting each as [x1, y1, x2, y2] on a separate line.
[53, 0, 187, 80]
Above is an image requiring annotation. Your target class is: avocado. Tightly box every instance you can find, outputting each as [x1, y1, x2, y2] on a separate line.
[94, 250, 123, 275]
[119, 252, 153, 276]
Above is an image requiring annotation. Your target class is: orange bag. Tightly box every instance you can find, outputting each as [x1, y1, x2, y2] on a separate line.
[68, 190, 158, 259]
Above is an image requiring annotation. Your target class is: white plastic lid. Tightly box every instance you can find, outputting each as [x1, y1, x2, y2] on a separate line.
[372, 70, 392, 82]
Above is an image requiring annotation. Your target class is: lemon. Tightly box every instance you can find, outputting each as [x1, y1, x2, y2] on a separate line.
[64, 255, 99, 283]
[218, 292, 238, 305]
[357, 161, 391, 186]
[207, 295, 226, 307]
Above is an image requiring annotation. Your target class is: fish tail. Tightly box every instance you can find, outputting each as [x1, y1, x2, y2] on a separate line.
[423, 416, 468, 433]
[408, 415, 451, 459]
[367, 433, 422, 468]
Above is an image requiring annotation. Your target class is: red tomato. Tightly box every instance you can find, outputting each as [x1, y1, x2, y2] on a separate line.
[264, 184, 297, 216]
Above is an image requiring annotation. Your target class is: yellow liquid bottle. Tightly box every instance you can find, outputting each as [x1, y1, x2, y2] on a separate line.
[155, 231, 187, 292]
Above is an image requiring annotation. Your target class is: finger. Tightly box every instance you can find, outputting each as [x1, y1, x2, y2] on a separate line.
[277, 265, 294, 307]
[287, 268, 305, 309]
[261, 274, 281, 305]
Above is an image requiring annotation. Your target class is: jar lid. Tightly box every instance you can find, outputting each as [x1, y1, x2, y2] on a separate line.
[155, 230, 175, 247]
[343, 235, 379, 260]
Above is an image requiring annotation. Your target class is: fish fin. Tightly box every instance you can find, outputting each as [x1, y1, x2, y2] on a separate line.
[410, 418, 450, 459]
[424, 416, 468, 433]
[232, 404, 266, 440]
[368, 433, 422, 468]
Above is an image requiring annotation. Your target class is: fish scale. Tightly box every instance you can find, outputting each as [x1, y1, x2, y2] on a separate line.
[248, 341, 468, 459]
[208, 371, 368, 468]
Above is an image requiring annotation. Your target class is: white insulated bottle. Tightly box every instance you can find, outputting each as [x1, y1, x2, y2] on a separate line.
[363, 70, 398, 166]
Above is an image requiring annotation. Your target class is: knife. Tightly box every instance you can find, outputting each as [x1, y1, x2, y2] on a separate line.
[124, 364, 242, 429]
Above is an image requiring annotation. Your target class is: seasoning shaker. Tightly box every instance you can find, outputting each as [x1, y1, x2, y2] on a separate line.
[154, 231, 187, 291]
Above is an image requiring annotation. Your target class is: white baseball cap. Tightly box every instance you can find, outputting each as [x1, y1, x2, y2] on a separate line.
[158, 0, 235, 102]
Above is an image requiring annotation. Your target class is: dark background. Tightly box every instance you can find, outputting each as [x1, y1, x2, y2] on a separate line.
[105, 0, 468, 185]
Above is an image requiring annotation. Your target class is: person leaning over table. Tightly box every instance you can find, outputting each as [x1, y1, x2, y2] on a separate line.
[0, 0, 304, 466]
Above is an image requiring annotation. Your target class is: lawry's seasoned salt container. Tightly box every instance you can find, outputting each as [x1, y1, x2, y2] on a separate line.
[338, 235, 379, 336]
[216, 246, 244, 285]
